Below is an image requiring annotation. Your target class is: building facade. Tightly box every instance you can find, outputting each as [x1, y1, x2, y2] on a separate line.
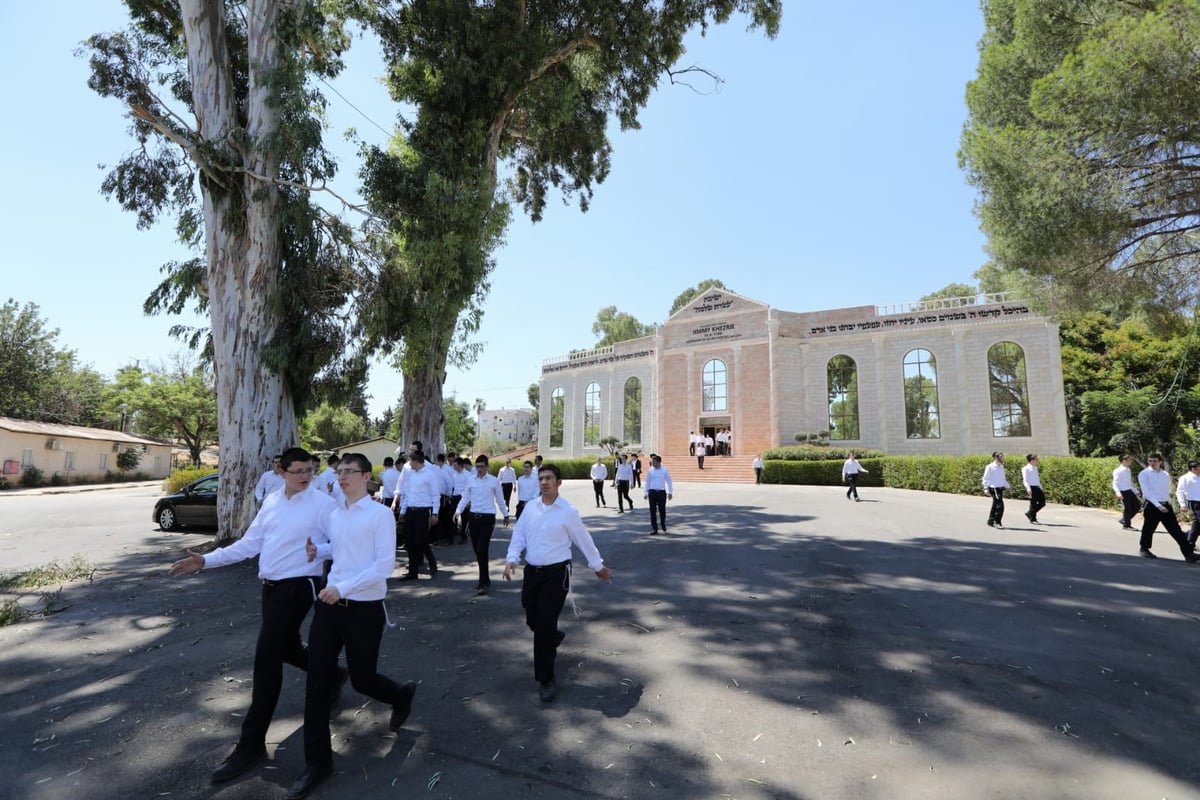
[478, 408, 535, 446]
[537, 289, 1070, 459]
[0, 417, 174, 484]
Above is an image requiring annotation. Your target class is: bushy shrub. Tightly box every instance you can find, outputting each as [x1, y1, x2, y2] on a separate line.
[761, 458, 884, 486]
[763, 445, 885, 461]
[19, 466, 43, 488]
[164, 468, 218, 493]
[49, 473, 69, 487]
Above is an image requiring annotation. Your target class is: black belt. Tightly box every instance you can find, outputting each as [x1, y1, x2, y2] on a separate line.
[262, 576, 316, 587]
[526, 559, 571, 571]
[335, 598, 381, 607]
[469, 511, 496, 517]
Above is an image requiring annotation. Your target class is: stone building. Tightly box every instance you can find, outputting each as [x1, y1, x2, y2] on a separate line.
[478, 408, 535, 446]
[537, 289, 1069, 460]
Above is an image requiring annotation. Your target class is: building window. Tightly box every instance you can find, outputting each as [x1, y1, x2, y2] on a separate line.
[827, 355, 860, 440]
[624, 377, 642, 444]
[64, 451, 76, 470]
[903, 348, 940, 439]
[100, 453, 109, 471]
[702, 359, 728, 412]
[989, 341, 1032, 437]
[21, 449, 33, 467]
[583, 383, 601, 447]
[549, 388, 565, 448]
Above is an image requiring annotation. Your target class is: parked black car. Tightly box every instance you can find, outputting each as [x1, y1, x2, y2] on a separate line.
[153, 474, 218, 531]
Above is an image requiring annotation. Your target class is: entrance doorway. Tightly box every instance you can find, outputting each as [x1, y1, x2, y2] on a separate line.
[698, 416, 731, 456]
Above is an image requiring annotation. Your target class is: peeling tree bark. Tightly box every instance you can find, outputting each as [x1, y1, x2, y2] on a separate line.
[180, 0, 296, 537]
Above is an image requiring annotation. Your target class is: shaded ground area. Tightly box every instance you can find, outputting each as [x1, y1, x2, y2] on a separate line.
[3, 482, 1200, 799]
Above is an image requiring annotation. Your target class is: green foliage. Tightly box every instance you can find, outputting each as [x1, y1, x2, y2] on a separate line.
[301, 402, 370, 453]
[761, 458, 884, 486]
[961, 0, 1200, 309]
[669, 279, 728, 317]
[443, 396, 477, 457]
[19, 467, 43, 488]
[598, 436, 626, 455]
[592, 306, 654, 347]
[537, 459, 598, 481]
[116, 448, 142, 472]
[763, 445, 885, 461]
[0, 555, 94, 590]
[164, 468, 218, 494]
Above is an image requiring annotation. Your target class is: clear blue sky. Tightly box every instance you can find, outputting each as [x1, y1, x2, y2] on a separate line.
[2, 2, 987, 419]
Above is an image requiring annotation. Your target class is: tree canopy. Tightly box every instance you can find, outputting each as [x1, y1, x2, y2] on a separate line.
[960, 0, 1200, 311]
[592, 306, 654, 347]
[669, 279, 727, 317]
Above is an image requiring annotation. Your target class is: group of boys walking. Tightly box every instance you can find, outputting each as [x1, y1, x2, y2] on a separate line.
[169, 446, 617, 798]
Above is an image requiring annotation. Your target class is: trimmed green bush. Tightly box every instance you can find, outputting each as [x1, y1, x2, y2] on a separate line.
[763, 445, 885, 461]
[762, 458, 884, 486]
[164, 468, 218, 493]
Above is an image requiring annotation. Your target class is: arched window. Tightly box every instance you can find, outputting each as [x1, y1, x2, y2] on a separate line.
[624, 377, 642, 444]
[583, 382, 601, 446]
[989, 341, 1031, 437]
[549, 388, 564, 448]
[702, 359, 727, 412]
[827, 355, 859, 440]
[903, 348, 940, 439]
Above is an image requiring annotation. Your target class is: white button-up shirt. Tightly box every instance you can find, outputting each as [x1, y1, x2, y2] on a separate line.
[311, 495, 395, 601]
[516, 472, 539, 501]
[616, 462, 634, 481]
[254, 469, 285, 502]
[400, 464, 442, 513]
[982, 462, 1010, 490]
[1112, 464, 1136, 494]
[455, 472, 509, 517]
[498, 465, 516, 485]
[204, 485, 334, 580]
[1021, 463, 1041, 491]
[380, 466, 401, 499]
[451, 466, 470, 495]
[505, 495, 604, 570]
[590, 462, 608, 481]
[643, 465, 673, 494]
[1177, 470, 1200, 505]
[1139, 466, 1173, 505]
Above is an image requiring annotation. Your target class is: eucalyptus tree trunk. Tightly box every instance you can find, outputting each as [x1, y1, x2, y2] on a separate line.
[401, 319, 453, 457]
[180, 0, 296, 538]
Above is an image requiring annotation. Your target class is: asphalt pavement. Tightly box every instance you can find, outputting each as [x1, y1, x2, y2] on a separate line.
[2, 479, 1199, 800]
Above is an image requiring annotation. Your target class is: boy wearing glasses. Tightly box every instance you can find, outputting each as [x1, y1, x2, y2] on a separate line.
[292, 453, 418, 799]
[167, 447, 342, 785]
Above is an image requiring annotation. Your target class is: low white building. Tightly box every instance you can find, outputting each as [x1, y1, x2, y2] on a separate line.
[478, 408, 535, 446]
[0, 417, 173, 484]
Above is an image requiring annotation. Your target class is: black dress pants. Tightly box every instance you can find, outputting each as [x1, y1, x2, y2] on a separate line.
[987, 487, 1005, 525]
[1141, 501, 1193, 556]
[240, 576, 319, 749]
[403, 508, 436, 577]
[520, 562, 570, 684]
[467, 513, 496, 586]
[1119, 490, 1140, 527]
[617, 479, 633, 511]
[1027, 486, 1046, 519]
[303, 599, 405, 768]
[592, 480, 606, 506]
[648, 489, 667, 532]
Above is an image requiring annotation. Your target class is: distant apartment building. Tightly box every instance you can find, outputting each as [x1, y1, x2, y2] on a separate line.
[479, 408, 534, 445]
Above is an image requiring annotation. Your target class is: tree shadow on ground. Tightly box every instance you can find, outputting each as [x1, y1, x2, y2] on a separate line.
[4, 488, 1200, 799]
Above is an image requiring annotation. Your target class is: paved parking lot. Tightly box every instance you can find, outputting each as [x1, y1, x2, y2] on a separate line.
[2, 480, 1199, 799]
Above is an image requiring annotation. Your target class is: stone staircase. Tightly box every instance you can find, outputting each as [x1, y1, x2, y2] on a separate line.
[658, 454, 758, 484]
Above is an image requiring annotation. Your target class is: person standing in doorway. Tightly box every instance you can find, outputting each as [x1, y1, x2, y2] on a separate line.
[289, 453, 418, 800]
[1112, 454, 1140, 531]
[643, 454, 674, 534]
[1137, 453, 1199, 561]
[841, 453, 868, 501]
[589, 456, 608, 508]
[168, 447, 343, 785]
[454, 455, 510, 595]
[983, 452, 1010, 529]
[1022, 454, 1046, 524]
[503, 464, 610, 703]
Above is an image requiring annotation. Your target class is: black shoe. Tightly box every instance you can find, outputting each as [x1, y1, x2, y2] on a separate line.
[330, 666, 349, 709]
[399, 573, 418, 581]
[1186, 553, 1200, 564]
[661, 526, 667, 533]
[1139, 549, 1158, 559]
[476, 586, 489, 596]
[284, 765, 332, 800]
[539, 678, 557, 703]
[390, 681, 417, 731]
[1024, 511, 1034, 523]
[650, 529, 659, 535]
[429, 564, 438, 578]
[986, 520, 994, 527]
[211, 745, 266, 783]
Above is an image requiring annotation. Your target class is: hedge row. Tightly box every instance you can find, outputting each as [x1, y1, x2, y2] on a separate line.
[164, 468, 218, 493]
[762, 445, 885, 461]
[762, 455, 1123, 511]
